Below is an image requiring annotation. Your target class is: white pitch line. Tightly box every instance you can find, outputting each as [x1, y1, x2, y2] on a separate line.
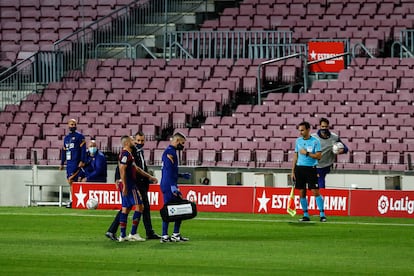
[0, 211, 413, 227]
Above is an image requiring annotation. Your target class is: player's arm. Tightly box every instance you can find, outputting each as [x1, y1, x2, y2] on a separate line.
[119, 163, 128, 196]
[291, 151, 298, 182]
[59, 146, 66, 170]
[134, 164, 158, 183]
[310, 151, 322, 160]
[79, 138, 87, 168]
[163, 152, 181, 197]
[114, 165, 121, 190]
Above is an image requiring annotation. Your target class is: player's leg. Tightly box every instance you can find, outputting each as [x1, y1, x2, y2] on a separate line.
[316, 168, 326, 189]
[128, 190, 145, 241]
[139, 186, 157, 238]
[129, 203, 144, 238]
[119, 207, 130, 241]
[296, 166, 310, 221]
[66, 167, 81, 208]
[119, 192, 133, 241]
[310, 171, 327, 222]
[161, 191, 172, 243]
[105, 210, 121, 241]
[171, 220, 189, 242]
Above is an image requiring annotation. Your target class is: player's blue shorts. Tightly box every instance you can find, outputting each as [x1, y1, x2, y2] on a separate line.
[66, 163, 80, 179]
[317, 166, 331, 189]
[121, 188, 143, 208]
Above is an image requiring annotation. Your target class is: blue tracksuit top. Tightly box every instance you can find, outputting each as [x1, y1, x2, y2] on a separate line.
[160, 145, 179, 194]
[61, 131, 86, 168]
[83, 150, 107, 182]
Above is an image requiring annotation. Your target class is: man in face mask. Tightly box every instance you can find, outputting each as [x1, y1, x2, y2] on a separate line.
[105, 134, 158, 241]
[59, 118, 87, 208]
[132, 131, 161, 239]
[160, 132, 192, 243]
[312, 118, 349, 189]
[79, 140, 107, 183]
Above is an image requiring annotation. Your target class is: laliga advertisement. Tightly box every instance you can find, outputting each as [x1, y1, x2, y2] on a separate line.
[71, 183, 414, 218]
[350, 190, 414, 218]
[308, 41, 345, 73]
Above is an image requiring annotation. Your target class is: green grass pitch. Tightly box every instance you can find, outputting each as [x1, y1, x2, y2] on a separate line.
[0, 207, 413, 275]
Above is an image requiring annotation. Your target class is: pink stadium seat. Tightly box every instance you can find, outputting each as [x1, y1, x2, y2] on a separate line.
[187, 141, 207, 150]
[185, 149, 200, 166]
[141, 125, 158, 141]
[255, 149, 268, 167]
[216, 149, 235, 167]
[234, 149, 254, 167]
[14, 147, 31, 164]
[353, 151, 367, 164]
[150, 149, 162, 166]
[30, 148, 46, 165]
[201, 100, 217, 116]
[201, 149, 216, 167]
[0, 147, 12, 161]
[387, 152, 402, 165]
[370, 151, 384, 165]
[46, 148, 61, 165]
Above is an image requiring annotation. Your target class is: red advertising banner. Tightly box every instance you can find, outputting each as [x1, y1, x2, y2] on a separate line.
[72, 183, 161, 210]
[308, 41, 345, 73]
[254, 187, 349, 216]
[71, 183, 254, 213]
[180, 185, 254, 213]
[350, 190, 414, 218]
[72, 183, 414, 218]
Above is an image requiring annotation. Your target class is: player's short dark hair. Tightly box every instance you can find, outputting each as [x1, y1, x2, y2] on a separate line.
[298, 121, 311, 129]
[134, 131, 145, 137]
[173, 132, 186, 140]
[319, 117, 330, 125]
[120, 135, 131, 145]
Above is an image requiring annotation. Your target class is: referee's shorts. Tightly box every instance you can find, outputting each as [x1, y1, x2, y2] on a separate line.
[294, 166, 319, 190]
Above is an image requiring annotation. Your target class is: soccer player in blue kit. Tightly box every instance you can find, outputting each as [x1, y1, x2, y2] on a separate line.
[60, 119, 86, 208]
[160, 132, 191, 243]
[291, 121, 327, 222]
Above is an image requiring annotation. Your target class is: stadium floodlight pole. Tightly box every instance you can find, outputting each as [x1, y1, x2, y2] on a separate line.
[257, 52, 303, 105]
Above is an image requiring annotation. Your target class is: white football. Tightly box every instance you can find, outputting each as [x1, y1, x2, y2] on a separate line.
[86, 198, 99, 210]
[332, 142, 344, 154]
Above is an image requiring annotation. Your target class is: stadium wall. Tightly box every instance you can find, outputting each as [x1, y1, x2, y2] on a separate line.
[0, 166, 413, 207]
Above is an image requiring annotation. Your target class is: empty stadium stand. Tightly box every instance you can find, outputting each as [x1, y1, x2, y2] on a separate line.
[0, 0, 413, 173]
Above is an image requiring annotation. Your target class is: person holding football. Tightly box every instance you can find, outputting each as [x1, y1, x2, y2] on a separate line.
[312, 118, 349, 189]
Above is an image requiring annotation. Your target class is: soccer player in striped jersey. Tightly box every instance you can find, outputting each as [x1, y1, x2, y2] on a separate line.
[118, 135, 155, 242]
